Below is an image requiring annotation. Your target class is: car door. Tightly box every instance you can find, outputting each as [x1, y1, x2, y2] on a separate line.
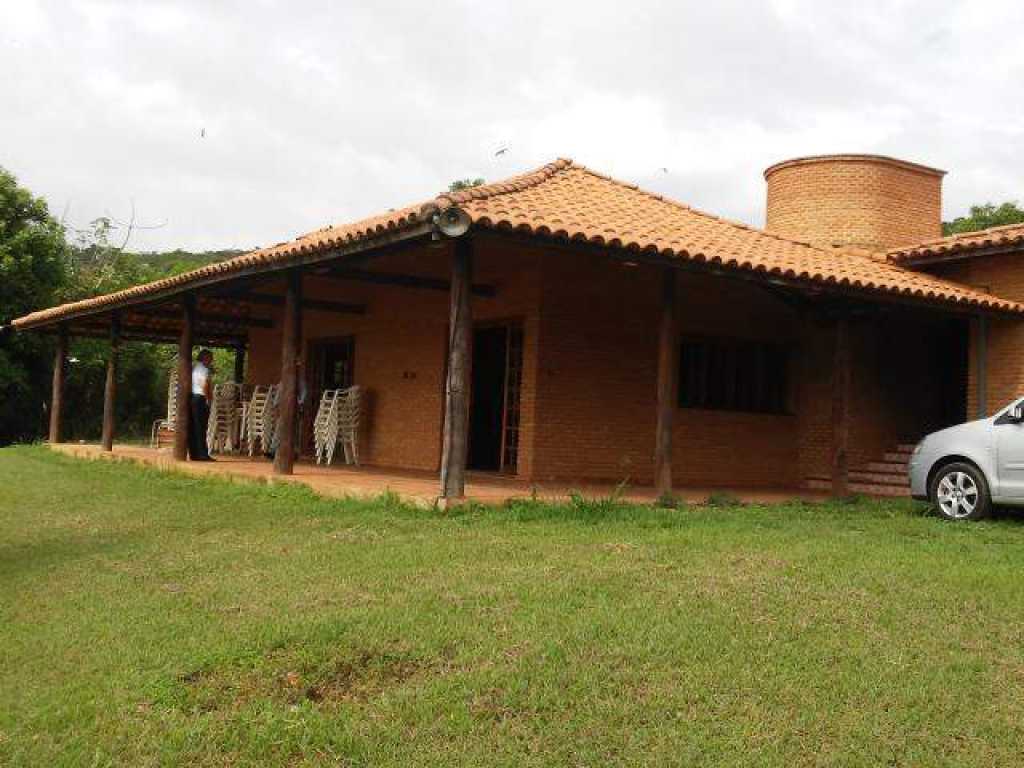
[996, 400, 1024, 497]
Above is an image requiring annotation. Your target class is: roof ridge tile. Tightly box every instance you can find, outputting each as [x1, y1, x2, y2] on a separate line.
[570, 163, 822, 251]
[433, 158, 574, 209]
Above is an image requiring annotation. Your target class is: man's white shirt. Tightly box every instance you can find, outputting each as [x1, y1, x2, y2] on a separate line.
[192, 362, 210, 396]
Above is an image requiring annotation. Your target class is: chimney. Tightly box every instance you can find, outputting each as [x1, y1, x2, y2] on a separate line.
[763, 154, 945, 251]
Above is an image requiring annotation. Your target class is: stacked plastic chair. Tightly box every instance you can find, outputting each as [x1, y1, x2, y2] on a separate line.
[268, 385, 284, 455]
[313, 389, 342, 465]
[238, 385, 252, 452]
[233, 384, 251, 452]
[206, 382, 240, 455]
[337, 386, 362, 465]
[314, 386, 362, 465]
[150, 366, 179, 448]
[245, 384, 279, 456]
[263, 384, 281, 454]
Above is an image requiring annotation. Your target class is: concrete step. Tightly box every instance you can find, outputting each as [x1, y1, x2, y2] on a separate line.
[806, 478, 910, 498]
[803, 440, 916, 498]
[883, 452, 911, 465]
[850, 469, 909, 485]
[865, 460, 908, 475]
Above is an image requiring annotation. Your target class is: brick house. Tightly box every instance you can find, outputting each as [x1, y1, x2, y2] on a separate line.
[11, 155, 1024, 499]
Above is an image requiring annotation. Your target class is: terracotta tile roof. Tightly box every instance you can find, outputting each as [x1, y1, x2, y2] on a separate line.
[12, 204, 428, 329]
[12, 159, 1023, 329]
[439, 160, 1022, 314]
[888, 222, 1024, 263]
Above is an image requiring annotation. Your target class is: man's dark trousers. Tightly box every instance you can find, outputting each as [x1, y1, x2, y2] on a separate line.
[189, 394, 211, 460]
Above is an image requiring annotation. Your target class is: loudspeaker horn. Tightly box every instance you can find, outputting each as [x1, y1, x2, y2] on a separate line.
[435, 207, 471, 238]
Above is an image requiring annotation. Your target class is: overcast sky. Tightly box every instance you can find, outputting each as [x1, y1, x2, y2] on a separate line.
[2, 0, 1022, 252]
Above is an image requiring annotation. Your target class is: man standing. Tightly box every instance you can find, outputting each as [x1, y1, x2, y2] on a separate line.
[189, 349, 215, 461]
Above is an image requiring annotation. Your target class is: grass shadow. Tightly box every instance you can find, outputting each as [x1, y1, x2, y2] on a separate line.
[0, 529, 146, 579]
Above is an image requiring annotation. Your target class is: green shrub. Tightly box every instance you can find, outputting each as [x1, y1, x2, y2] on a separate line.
[704, 491, 743, 508]
[655, 492, 682, 510]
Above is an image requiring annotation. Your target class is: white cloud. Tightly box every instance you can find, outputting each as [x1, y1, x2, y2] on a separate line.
[0, 0, 1022, 251]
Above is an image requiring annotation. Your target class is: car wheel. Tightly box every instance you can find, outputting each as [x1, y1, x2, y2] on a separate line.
[929, 462, 990, 521]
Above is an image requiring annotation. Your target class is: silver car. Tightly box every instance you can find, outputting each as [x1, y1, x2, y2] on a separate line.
[910, 399, 1024, 520]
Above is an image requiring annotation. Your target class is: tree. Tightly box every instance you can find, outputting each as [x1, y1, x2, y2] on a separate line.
[0, 167, 72, 444]
[60, 218, 173, 441]
[943, 202, 1024, 236]
[0, 171, 241, 445]
[448, 178, 485, 192]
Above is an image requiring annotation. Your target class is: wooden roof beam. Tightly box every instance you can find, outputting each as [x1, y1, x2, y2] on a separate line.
[130, 308, 275, 329]
[206, 291, 366, 315]
[40, 324, 246, 348]
[316, 267, 497, 298]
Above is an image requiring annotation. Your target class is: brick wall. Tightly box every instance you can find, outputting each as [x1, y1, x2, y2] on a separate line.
[530, 251, 802, 488]
[244, 232, 962, 490]
[247, 238, 543, 472]
[765, 155, 944, 251]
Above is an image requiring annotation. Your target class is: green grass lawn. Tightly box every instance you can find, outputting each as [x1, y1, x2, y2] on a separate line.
[3, 446, 1024, 767]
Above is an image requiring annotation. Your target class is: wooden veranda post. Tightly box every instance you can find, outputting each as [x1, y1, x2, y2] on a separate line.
[440, 238, 473, 499]
[233, 344, 246, 385]
[173, 294, 195, 461]
[654, 266, 677, 501]
[976, 315, 988, 419]
[100, 312, 121, 451]
[831, 315, 851, 497]
[274, 270, 303, 475]
[48, 324, 68, 444]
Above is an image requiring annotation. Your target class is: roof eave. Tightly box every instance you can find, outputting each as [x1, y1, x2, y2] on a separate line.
[479, 226, 1024, 318]
[891, 240, 1024, 267]
[12, 220, 434, 331]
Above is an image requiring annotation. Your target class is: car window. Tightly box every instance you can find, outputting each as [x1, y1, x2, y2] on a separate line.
[996, 398, 1024, 416]
[993, 398, 1024, 426]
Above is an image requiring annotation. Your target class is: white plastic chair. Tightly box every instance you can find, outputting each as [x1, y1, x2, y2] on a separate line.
[313, 389, 341, 464]
[150, 367, 179, 448]
[315, 386, 362, 466]
[337, 386, 362, 465]
[267, 384, 283, 454]
[246, 384, 278, 456]
[206, 382, 240, 454]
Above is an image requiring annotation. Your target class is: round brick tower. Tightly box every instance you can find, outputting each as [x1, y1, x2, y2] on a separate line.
[763, 154, 945, 251]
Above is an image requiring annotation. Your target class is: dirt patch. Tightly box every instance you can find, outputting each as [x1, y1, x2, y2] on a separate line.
[470, 687, 518, 723]
[601, 542, 638, 554]
[174, 646, 438, 713]
[303, 651, 425, 703]
[178, 667, 207, 684]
